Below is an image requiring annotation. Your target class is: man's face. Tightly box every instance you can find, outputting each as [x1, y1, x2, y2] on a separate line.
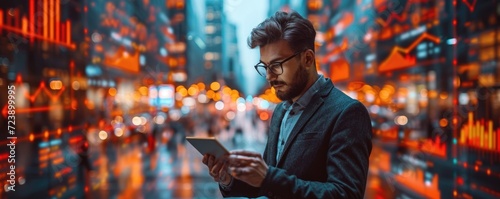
[259, 40, 309, 101]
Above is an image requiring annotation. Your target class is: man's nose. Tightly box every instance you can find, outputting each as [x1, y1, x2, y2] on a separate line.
[265, 69, 276, 81]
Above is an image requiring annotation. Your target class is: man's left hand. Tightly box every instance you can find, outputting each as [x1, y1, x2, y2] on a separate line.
[228, 150, 268, 187]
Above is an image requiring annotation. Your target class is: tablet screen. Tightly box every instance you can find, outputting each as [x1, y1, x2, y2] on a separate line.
[185, 137, 229, 158]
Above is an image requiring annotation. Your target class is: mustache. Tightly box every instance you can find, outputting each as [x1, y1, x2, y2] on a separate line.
[270, 81, 286, 87]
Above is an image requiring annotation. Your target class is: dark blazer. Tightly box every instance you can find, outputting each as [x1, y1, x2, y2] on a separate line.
[220, 79, 372, 199]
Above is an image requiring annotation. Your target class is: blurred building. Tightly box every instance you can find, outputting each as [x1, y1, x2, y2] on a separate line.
[185, 0, 245, 93]
[185, 0, 206, 85]
[221, 20, 242, 91]
[204, 0, 223, 84]
[269, 0, 307, 16]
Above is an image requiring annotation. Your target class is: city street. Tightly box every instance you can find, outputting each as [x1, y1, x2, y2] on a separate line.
[85, 112, 268, 199]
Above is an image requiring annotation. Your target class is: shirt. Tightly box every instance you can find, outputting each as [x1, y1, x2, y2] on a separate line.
[276, 74, 327, 162]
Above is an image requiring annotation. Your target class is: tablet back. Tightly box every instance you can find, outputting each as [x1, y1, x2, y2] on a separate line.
[185, 137, 229, 158]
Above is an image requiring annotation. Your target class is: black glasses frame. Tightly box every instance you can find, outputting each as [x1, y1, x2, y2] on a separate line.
[254, 51, 303, 77]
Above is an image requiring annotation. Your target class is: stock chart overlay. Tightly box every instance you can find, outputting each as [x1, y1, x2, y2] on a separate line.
[1, 0, 500, 198]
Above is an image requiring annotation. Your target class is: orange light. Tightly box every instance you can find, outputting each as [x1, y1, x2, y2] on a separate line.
[66, 20, 71, 44]
[56, 0, 60, 42]
[178, 87, 188, 97]
[439, 92, 448, 99]
[44, 130, 49, 138]
[29, 134, 34, 142]
[222, 87, 231, 95]
[474, 165, 479, 171]
[197, 82, 206, 91]
[0, 10, 3, 27]
[22, 16, 28, 34]
[259, 112, 269, 121]
[206, 90, 215, 99]
[210, 82, 221, 91]
[188, 86, 198, 96]
[176, 85, 185, 92]
[487, 169, 491, 175]
[108, 88, 117, 96]
[453, 190, 457, 197]
[57, 128, 62, 135]
[43, 0, 48, 38]
[439, 118, 448, 127]
[49, 0, 54, 40]
[49, 80, 63, 90]
[213, 93, 221, 101]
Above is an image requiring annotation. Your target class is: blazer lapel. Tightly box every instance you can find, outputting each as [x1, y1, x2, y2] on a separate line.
[267, 103, 286, 167]
[276, 80, 334, 166]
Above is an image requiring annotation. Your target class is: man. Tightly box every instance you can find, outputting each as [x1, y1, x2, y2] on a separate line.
[202, 11, 372, 198]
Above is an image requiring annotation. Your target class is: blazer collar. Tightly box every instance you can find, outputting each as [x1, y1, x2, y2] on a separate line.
[276, 79, 335, 166]
[267, 103, 287, 166]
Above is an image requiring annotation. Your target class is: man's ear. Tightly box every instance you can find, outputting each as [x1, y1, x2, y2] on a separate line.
[304, 49, 315, 67]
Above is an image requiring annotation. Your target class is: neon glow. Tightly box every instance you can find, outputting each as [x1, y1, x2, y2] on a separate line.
[379, 33, 441, 72]
[0, 0, 75, 48]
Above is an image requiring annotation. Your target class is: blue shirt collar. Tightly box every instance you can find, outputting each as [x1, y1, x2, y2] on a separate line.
[282, 74, 326, 112]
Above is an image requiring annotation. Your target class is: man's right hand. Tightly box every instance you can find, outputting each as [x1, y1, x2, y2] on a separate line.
[202, 154, 232, 186]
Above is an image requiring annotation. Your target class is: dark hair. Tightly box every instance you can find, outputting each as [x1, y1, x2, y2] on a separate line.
[248, 11, 316, 53]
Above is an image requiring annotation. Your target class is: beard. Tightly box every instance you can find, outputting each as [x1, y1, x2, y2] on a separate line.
[273, 64, 309, 101]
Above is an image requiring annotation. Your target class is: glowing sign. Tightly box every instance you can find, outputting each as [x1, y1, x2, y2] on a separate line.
[149, 84, 174, 108]
[378, 33, 440, 72]
[0, 0, 75, 48]
[103, 47, 140, 73]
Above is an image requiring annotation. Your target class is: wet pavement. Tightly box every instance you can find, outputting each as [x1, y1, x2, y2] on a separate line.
[85, 118, 268, 199]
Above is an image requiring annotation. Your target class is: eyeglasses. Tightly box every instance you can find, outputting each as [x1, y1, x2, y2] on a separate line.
[254, 51, 303, 77]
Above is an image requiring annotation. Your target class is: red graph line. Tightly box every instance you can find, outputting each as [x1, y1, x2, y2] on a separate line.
[461, 0, 477, 12]
[2, 75, 69, 118]
[376, 0, 431, 27]
[24, 81, 66, 102]
[2, 105, 73, 118]
[379, 32, 441, 68]
[0, 124, 85, 146]
[393, 33, 440, 54]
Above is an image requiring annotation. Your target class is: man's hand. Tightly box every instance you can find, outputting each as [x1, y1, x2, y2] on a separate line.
[202, 154, 232, 186]
[228, 150, 268, 187]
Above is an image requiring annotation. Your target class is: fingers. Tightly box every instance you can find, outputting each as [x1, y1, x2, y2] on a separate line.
[229, 163, 258, 178]
[228, 154, 261, 167]
[229, 154, 260, 162]
[202, 154, 209, 165]
[207, 155, 215, 168]
[204, 154, 230, 183]
[210, 158, 223, 177]
[230, 150, 262, 158]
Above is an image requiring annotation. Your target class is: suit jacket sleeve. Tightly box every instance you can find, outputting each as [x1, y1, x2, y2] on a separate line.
[257, 101, 372, 199]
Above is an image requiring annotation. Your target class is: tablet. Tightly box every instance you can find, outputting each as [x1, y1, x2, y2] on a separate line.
[185, 137, 229, 159]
